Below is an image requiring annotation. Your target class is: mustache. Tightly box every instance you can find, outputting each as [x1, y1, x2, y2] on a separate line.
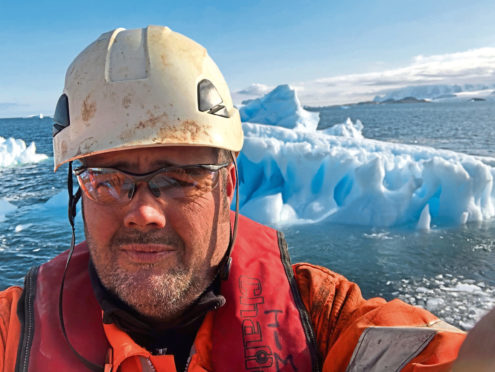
[111, 230, 185, 247]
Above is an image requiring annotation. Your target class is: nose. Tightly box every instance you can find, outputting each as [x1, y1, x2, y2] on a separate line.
[123, 183, 167, 229]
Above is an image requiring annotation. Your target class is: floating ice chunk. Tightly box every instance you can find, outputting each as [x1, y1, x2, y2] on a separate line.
[0, 137, 48, 167]
[393, 275, 495, 330]
[426, 297, 445, 311]
[452, 283, 482, 293]
[364, 232, 392, 240]
[417, 204, 431, 230]
[0, 198, 16, 222]
[240, 84, 319, 131]
[240, 192, 298, 226]
[416, 287, 433, 294]
[15, 224, 31, 232]
[26, 190, 82, 223]
[43, 190, 69, 210]
[322, 118, 364, 139]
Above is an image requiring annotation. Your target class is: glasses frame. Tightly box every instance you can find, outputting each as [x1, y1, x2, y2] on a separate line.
[73, 162, 231, 204]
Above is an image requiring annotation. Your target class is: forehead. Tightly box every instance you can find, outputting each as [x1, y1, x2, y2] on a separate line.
[83, 146, 218, 170]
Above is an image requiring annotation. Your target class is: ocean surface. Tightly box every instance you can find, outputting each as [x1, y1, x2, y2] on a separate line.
[1, 101, 495, 330]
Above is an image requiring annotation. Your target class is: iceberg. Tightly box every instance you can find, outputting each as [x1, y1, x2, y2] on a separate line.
[240, 85, 319, 131]
[0, 137, 48, 167]
[236, 85, 495, 228]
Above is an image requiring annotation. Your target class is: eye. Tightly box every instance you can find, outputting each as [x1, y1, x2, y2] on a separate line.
[162, 169, 199, 187]
[83, 170, 132, 202]
[91, 172, 124, 189]
[148, 167, 217, 200]
[150, 174, 196, 200]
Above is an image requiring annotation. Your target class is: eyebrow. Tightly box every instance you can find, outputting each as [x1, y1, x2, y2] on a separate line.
[108, 159, 179, 170]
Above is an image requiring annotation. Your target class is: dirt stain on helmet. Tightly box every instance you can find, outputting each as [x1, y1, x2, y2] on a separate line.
[122, 94, 132, 109]
[119, 113, 168, 142]
[76, 137, 99, 156]
[81, 95, 97, 122]
[60, 141, 68, 157]
[153, 120, 210, 144]
[181, 120, 204, 140]
[138, 112, 167, 129]
[160, 54, 168, 67]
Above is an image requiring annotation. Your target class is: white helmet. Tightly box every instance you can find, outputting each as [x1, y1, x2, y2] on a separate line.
[52, 25, 243, 171]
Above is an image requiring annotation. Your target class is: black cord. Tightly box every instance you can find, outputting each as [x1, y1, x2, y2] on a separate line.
[58, 161, 104, 372]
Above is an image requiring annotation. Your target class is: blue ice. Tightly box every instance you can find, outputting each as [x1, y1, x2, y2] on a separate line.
[236, 85, 495, 229]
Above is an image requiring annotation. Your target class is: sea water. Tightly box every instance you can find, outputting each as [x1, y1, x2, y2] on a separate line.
[312, 101, 495, 157]
[1, 101, 495, 330]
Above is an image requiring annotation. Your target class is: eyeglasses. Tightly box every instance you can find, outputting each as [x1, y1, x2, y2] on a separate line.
[74, 163, 230, 205]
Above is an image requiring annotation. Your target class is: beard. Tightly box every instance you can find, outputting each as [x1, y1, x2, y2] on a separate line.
[98, 261, 204, 321]
[86, 227, 214, 322]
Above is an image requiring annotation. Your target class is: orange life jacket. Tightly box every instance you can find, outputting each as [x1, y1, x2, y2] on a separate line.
[16, 214, 319, 371]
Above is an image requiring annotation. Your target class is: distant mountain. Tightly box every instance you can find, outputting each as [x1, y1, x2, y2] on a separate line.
[381, 97, 429, 104]
[304, 97, 429, 111]
[374, 84, 495, 102]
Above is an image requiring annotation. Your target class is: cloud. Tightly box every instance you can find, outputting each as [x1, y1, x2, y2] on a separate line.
[236, 47, 495, 106]
[232, 83, 274, 106]
[237, 83, 273, 96]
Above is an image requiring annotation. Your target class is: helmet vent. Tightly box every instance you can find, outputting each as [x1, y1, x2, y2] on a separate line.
[53, 94, 70, 137]
[198, 79, 229, 118]
[108, 28, 149, 82]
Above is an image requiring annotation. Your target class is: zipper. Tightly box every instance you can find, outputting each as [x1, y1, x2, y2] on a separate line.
[19, 267, 38, 372]
[183, 356, 192, 372]
[145, 358, 157, 372]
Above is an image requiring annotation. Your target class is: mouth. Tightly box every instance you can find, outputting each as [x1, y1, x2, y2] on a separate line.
[120, 244, 177, 264]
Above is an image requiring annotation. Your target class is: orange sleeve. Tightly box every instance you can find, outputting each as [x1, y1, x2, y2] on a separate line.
[405, 329, 466, 371]
[293, 263, 465, 371]
[0, 286, 23, 372]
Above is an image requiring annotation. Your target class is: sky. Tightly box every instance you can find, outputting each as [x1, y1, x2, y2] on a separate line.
[1, 0, 495, 117]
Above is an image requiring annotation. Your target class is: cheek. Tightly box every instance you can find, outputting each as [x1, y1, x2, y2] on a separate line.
[172, 198, 220, 252]
[83, 198, 119, 246]
[173, 200, 215, 241]
[178, 194, 230, 264]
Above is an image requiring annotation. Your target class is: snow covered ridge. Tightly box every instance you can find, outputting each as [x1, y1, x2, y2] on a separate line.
[374, 84, 495, 103]
[237, 85, 495, 228]
[0, 137, 48, 167]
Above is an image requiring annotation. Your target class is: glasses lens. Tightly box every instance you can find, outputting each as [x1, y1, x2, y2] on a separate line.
[150, 167, 218, 199]
[76, 164, 225, 204]
[77, 169, 133, 204]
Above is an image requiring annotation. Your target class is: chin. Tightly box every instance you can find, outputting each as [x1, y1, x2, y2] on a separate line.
[105, 266, 206, 320]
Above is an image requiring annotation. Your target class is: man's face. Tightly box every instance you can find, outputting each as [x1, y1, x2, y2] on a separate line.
[82, 146, 234, 322]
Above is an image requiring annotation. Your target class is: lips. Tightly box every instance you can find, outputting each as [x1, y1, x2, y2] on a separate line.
[120, 244, 176, 264]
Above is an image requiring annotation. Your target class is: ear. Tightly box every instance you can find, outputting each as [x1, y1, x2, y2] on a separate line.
[225, 162, 237, 204]
[80, 194, 86, 224]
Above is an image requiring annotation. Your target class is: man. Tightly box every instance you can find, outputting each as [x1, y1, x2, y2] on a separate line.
[0, 25, 481, 371]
